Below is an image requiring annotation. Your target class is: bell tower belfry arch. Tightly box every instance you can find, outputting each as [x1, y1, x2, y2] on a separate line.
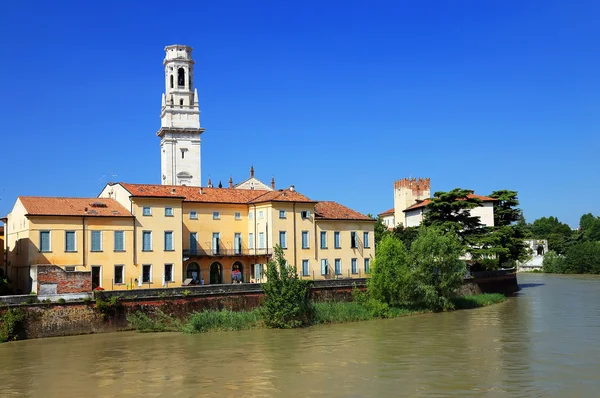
[157, 45, 205, 186]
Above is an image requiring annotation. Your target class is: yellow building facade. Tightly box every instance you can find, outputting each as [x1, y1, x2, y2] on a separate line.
[2, 181, 374, 294]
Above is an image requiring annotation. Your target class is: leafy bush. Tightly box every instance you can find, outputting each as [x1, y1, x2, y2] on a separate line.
[452, 293, 506, 309]
[260, 245, 312, 328]
[564, 241, 600, 274]
[183, 309, 261, 333]
[542, 251, 567, 273]
[127, 310, 182, 332]
[57, 298, 66, 304]
[0, 308, 26, 343]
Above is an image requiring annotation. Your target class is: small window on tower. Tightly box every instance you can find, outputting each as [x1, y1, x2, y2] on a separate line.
[178, 68, 185, 87]
[170, 75, 174, 89]
[180, 99, 184, 108]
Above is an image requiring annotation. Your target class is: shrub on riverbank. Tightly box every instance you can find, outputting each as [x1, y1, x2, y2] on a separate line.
[451, 293, 506, 309]
[260, 245, 312, 329]
[0, 308, 26, 342]
[183, 309, 262, 333]
[369, 228, 466, 312]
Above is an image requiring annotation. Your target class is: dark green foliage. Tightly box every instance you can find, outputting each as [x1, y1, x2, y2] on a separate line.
[370, 214, 390, 250]
[542, 251, 567, 273]
[95, 296, 123, 321]
[367, 235, 411, 308]
[489, 190, 522, 226]
[424, 188, 483, 239]
[57, 298, 66, 304]
[451, 294, 506, 309]
[580, 213, 600, 242]
[184, 310, 262, 333]
[369, 228, 466, 311]
[391, 225, 420, 251]
[408, 227, 467, 311]
[127, 310, 182, 332]
[563, 241, 600, 274]
[260, 245, 312, 328]
[529, 216, 574, 254]
[0, 308, 26, 343]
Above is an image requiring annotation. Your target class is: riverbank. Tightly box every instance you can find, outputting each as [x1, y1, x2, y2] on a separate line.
[127, 293, 507, 334]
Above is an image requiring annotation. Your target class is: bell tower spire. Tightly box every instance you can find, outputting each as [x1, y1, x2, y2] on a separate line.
[157, 44, 205, 186]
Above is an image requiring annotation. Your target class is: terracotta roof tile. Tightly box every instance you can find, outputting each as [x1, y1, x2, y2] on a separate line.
[315, 201, 373, 221]
[378, 207, 395, 217]
[402, 194, 496, 212]
[117, 183, 314, 204]
[19, 197, 132, 217]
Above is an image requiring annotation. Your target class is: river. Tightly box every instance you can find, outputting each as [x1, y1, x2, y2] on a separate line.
[2, 273, 600, 397]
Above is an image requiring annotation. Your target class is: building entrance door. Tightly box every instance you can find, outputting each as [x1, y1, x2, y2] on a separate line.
[91, 266, 101, 290]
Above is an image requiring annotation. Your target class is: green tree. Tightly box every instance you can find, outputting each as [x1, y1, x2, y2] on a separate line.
[579, 213, 600, 242]
[530, 216, 574, 254]
[489, 190, 521, 226]
[260, 245, 312, 328]
[423, 189, 483, 238]
[563, 241, 600, 274]
[391, 225, 420, 251]
[369, 214, 390, 250]
[542, 251, 567, 273]
[367, 235, 411, 308]
[408, 227, 467, 311]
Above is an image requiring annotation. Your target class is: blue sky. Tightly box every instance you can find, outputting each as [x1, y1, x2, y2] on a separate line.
[1, 1, 598, 227]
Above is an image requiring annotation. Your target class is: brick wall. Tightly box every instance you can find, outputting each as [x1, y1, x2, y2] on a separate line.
[36, 265, 91, 294]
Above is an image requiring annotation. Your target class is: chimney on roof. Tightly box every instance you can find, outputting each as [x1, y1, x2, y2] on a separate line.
[250, 165, 254, 178]
[271, 177, 275, 190]
[207, 176, 213, 188]
[84, 207, 88, 214]
[199, 187, 203, 195]
[171, 188, 176, 194]
[229, 176, 233, 188]
[290, 185, 295, 192]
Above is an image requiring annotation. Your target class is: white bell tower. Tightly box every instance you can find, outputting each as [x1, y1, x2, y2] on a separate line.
[157, 44, 205, 186]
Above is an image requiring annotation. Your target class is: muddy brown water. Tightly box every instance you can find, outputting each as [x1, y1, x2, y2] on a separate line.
[2, 273, 600, 397]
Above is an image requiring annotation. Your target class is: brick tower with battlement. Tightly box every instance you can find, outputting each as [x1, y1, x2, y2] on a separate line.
[393, 177, 431, 227]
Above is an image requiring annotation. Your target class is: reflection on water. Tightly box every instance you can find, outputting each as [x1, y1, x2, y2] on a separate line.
[2, 274, 600, 397]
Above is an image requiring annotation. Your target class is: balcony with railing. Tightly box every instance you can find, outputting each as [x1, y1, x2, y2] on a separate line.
[183, 247, 270, 258]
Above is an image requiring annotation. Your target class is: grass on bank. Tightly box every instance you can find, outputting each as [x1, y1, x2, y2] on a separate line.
[127, 293, 506, 334]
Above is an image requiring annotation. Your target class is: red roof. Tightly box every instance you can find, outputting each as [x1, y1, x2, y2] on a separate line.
[378, 207, 394, 217]
[19, 197, 132, 217]
[315, 201, 373, 221]
[117, 183, 314, 205]
[402, 194, 496, 212]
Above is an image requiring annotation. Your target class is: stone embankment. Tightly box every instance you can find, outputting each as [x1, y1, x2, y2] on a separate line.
[0, 272, 517, 341]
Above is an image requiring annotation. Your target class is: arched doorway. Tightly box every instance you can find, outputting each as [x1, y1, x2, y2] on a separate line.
[232, 261, 244, 283]
[537, 245, 544, 256]
[210, 262, 223, 284]
[186, 262, 200, 283]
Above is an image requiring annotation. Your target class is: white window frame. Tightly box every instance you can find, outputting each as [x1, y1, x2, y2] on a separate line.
[320, 231, 327, 249]
[350, 231, 358, 249]
[65, 230, 76, 252]
[114, 264, 125, 284]
[364, 258, 370, 273]
[114, 230, 125, 252]
[279, 210, 286, 219]
[249, 211, 254, 220]
[249, 233, 255, 249]
[321, 259, 329, 275]
[334, 231, 341, 249]
[142, 230, 152, 251]
[164, 231, 174, 251]
[40, 230, 51, 252]
[302, 231, 309, 249]
[91, 230, 103, 252]
[142, 206, 152, 216]
[164, 263, 174, 283]
[258, 210, 264, 219]
[335, 259, 341, 275]
[190, 211, 198, 220]
[351, 258, 358, 274]
[364, 232, 370, 248]
[234, 212, 242, 220]
[165, 207, 174, 217]
[301, 210, 311, 219]
[213, 211, 220, 220]
[142, 264, 152, 283]
[258, 232, 265, 249]
[302, 260, 310, 276]
[279, 231, 287, 249]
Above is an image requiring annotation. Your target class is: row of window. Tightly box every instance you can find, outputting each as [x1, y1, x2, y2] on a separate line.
[300, 258, 370, 276]
[279, 231, 370, 250]
[109, 264, 174, 284]
[39, 230, 126, 253]
[141, 207, 315, 221]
